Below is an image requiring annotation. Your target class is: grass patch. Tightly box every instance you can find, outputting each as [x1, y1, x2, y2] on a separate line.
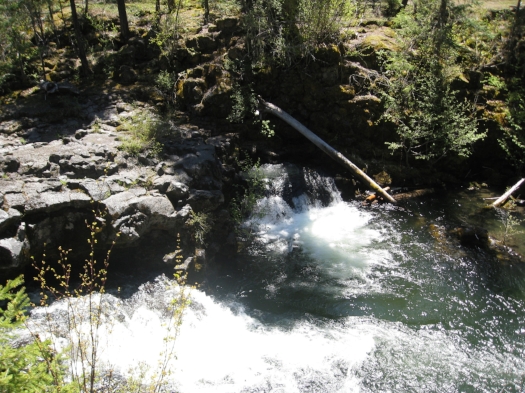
[118, 110, 165, 157]
[455, 0, 516, 11]
[475, 0, 517, 10]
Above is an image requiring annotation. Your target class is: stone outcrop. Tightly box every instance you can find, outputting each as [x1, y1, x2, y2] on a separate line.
[0, 91, 227, 280]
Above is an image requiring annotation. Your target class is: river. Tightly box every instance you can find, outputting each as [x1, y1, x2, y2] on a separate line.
[27, 164, 525, 392]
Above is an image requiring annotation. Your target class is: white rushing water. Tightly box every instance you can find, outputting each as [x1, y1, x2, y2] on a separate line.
[26, 164, 525, 392]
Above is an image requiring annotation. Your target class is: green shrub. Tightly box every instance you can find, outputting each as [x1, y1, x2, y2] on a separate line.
[383, 71, 484, 164]
[230, 155, 266, 238]
[156, 70, 176, 95]
[498, 77, 525, 172]
[241, 0, 348, 68]
[187, 210, 213, 246]
[0, 276, 71, 393]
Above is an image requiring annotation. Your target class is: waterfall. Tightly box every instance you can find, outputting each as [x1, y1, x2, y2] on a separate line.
[24, 164, 525, 392]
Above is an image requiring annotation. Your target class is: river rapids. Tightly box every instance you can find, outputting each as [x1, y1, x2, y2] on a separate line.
[26, 164, 525, 392]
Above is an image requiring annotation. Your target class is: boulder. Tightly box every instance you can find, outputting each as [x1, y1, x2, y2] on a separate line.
[175, 256, 194, 271]
[0, 209, 22, 236]
[163, 249, 183, 265]
[118, 65, 138, 85]
[128, 37, 149, 60]
[185, 34, 218, 54]
[103, 192, 184, 244]
[0, 156, 20, 172]
[177, 77, 207, 105]
[24, 190, 92, 214]
[187, 189, 224, 212]
[69, 178, 112, 201]
[196, 75, 233, 118]
[165, 181, 190, 204]
[0, 237, 26, 271]
[75, 129, 88, 139]
[0, 223, 29, 273]
[450, 226, 490, 249]
[215, 17, 239, 35]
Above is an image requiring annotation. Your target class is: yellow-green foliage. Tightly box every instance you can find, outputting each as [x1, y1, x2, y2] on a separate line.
[187, 210, 213, 245]
[242, 0, 349, 68]
[118, 111, 164, 157]
[361, 28, 398, 52]
[381, 0, 486, 164]
[26, 205, 193, 392]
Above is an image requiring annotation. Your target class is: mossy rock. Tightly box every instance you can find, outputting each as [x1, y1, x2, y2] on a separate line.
[177, 77, 207, 105]
[324, 85, 356, 102]
[320, 66, 340, 86]
[373, 170, 392, 186]
[360, 28, 397, 52]
[314, 44, 342, 65]
[215, 17, 239, 34]
[44, 58, 58, 69]
[186, 34, 218, 54]
[355, 28, 398, 69]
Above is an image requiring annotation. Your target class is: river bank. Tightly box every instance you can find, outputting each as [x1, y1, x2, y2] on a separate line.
[1, 5, 524, 282]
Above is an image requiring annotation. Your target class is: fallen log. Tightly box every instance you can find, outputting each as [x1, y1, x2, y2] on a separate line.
[393, 188, 435, 202]
[492, 178, 525, 207]
[257, 97, 397, 204]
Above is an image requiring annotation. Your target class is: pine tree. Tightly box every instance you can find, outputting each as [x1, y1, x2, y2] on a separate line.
[0, 276, 68, 393]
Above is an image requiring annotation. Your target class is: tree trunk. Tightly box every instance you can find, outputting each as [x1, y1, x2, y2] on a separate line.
[258, 97, 397, 204]
[70, 0, 91, 76]
[46, 0, 61, 47]
[438, 0, 449, 26]
[116, 0, 130, 42]
[204, 0, 209, 24]
[492, 178, 525, 207]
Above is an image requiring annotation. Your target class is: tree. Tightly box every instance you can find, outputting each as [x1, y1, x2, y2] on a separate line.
[22, 0, 52, 80]
[381, 0, 485, 165]
[0, 0, 32, 86]
[70, 0, 91, 76]
[242, 0, 348, 68]
[117, 0, 130, 42]
[204, 0, 209, 23]
[0, 276, 68, 392]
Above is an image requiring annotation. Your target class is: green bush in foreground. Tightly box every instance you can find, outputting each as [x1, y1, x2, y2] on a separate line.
[1, 206, 192, 392]
[0, 276, 70, 393]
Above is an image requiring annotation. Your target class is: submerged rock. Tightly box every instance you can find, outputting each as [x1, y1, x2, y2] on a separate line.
[450, 226, 490, 249]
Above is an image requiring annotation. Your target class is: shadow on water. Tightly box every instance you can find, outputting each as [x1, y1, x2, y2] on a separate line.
[206, 175, 525, 346]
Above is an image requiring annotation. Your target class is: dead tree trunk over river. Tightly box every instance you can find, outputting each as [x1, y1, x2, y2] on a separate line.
[258, 97, 397, 204]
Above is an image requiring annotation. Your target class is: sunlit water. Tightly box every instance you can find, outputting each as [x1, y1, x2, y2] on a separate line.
[27, 164, 525, 392]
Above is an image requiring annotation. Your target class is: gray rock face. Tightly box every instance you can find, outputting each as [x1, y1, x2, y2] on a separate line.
[0, 237, 25, 269]
[187, 189, 224, 212]
[0, 209, 20, 234]
[0, 155, 20, 172]
[0, 223, 28, 274]
[0, 92, 227, 280]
